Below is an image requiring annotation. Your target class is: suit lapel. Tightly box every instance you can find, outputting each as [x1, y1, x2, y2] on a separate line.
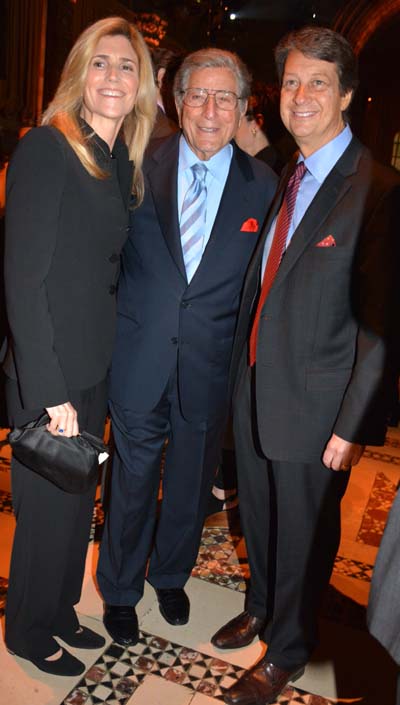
[147, 134, 187, 281]
[273, 169, 352, 287]
[273, 138, 362, 290]
[211, 145, 252, 231]
[188, 145, 255, 285]
[242, 162, 292, 292]
[246, 138, 363, 297]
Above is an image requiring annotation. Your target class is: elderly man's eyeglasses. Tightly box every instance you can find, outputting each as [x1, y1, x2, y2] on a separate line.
[181, 88, 242, 111]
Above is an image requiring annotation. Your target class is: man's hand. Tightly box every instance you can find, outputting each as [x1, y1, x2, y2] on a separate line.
[322, 433, 365, 471]
[45, 402, 79, 437]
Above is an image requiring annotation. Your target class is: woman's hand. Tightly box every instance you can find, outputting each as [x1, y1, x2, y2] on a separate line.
[45, 402, 79, 437]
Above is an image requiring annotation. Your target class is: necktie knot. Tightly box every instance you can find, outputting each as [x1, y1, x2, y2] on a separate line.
[289, 160, 306, 188]
[295, 160, 306, 179]
[191, 162, 208, 184]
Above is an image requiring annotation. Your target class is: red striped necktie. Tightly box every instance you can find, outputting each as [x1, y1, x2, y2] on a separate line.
[249, 161, 306, 366]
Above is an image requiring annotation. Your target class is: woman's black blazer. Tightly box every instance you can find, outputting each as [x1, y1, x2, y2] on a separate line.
[4, 125, 132, 410]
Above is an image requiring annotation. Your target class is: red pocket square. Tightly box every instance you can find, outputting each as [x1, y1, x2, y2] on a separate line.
[240, 218, 259, 233]
[315, 235, 336, 247]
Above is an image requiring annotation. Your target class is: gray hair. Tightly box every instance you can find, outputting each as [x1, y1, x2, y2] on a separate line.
[173, 48, 251, 110]
[275, 26, 358, 99]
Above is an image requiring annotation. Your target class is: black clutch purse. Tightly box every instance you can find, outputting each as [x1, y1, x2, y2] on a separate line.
[8, 413, 109, 494]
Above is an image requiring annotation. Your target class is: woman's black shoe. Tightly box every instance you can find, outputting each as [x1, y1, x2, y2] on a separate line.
[8, 647, 85, 676]
[206, 492, 238, 517]
[57, 625, 106, 649]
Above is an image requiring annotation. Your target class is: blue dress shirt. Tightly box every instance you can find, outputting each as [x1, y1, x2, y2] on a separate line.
[262, 125, 353, 277]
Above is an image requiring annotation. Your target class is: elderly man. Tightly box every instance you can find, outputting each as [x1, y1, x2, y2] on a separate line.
[211, 27, 400, 705]
[97, 48, 277, 645]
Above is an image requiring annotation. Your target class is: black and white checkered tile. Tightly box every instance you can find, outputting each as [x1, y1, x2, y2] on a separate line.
[63, 632, 325, 705]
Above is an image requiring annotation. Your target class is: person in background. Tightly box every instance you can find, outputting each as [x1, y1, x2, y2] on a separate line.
[235, 81, 292, 174]
[206, 423, 239, 516]
[368, 484, 400, 705]
[151, 46, 184, 139]
[212, 26, 400, 705]
[3, 16, 156, 676]
[97, 47, 277, 647]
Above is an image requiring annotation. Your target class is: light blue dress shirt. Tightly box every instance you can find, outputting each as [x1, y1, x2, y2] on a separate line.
[178, 135, 232, 261]
[261, 124, 353, 276]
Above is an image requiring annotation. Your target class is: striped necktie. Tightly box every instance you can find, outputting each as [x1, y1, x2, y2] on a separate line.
[180, 162, 208, 282]
[249, 161, 307, 366]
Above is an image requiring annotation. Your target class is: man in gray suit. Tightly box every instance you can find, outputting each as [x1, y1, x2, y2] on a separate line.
[368, 488, 400, 704]
[211, 26, 400, 705]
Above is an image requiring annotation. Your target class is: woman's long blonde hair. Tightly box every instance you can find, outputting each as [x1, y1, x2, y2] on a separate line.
[42, 17, 156, 205]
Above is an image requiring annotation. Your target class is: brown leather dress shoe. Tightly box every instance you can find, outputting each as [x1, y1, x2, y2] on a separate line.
[223, 658, 305, 705]
[211, 611, 264, 649]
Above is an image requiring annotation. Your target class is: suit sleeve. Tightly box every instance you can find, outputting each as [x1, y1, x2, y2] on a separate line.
[333, 179, 400, 445]
[4, 127, 69, 409]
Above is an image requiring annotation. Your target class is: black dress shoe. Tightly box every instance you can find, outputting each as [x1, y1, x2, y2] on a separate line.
[223, 658, 305, 705]
[57, 625, 106, 649]
[103, 605, 139, 646]
[8, 646, 85, 676]
[155, 588, 190, 625]
[211, 611, 264, 649]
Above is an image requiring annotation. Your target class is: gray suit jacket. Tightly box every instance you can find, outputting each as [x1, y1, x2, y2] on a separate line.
[231, 137, 400, 461]
[368, 487, 400, 663]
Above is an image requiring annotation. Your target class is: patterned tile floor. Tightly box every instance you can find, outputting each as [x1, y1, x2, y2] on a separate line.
[62, 632, 324, 705]
[357, 470, 398, 546]
[65, 633, 247, 704]
[1, 426, 400, 704]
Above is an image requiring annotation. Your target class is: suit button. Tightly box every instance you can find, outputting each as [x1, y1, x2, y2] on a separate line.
[181, 302, 192, 309]
[109, 285, 116, 295]
[109, 253, 119, 263]
[171, 337, 178, 344]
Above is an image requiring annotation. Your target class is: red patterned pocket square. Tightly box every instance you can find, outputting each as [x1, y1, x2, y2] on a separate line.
[240, 218, 259, 233]
[315, 234, 336, 247]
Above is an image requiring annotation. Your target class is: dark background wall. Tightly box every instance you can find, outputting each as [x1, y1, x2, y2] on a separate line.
[351, 16, 400, 167]
[0, 0, 399, 169]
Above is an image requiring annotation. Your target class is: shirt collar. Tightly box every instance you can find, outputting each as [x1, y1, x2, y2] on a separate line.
[179, 134, 232, 182]
[79, 117, 126, 160]
[301, 124, 352, 183]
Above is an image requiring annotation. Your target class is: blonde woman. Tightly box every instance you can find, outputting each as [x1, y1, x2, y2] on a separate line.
[4, 16, 156, 676]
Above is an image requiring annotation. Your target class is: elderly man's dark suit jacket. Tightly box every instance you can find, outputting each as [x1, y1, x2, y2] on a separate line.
[110, 132, 277, 421]
[231, 136, 400, 460]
